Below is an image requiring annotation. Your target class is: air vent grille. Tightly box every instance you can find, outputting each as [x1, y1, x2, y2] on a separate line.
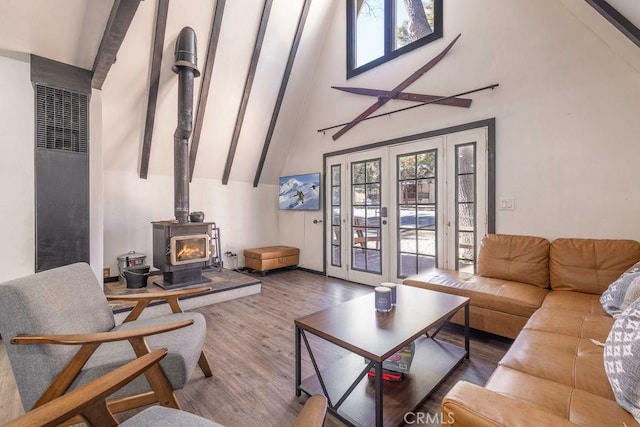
[35, 83, 88, 153]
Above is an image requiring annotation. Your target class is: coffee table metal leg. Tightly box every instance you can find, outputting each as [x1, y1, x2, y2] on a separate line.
[464, 304, 470, 359]
[295, 326, 301, 396]
[375, 360, 383, 427]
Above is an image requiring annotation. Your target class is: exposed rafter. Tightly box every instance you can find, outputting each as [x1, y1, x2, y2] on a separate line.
[253, 0, 312, 188]
[91, 0, 143, 90]
[585, 0, 640, 48]
[189, 0, 227, 182]
[222, 0, 273, 185]
[139, 0, 170, 179]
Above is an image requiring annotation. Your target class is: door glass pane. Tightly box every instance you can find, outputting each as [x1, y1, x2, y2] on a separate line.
[398, 181, 416, 204]
[416, 179, 434, 203]
[332, 246, 341, 266]
[417, 152, 435, 178]
[352, 185, 366, 206]
[332, 226, 341, 245]
[332, 165, 340, 185]
[418, 229, 435, 256]
[332, 187, 340, 205]
[332, 207, 340, 226]
[351, 158, 382, 274]
[458, 175, 474, 202]
[397, 150, 437, 278]
[456, 143, 476, 273]
[399, 206, 416, 229]
[331, 164, 341, 267]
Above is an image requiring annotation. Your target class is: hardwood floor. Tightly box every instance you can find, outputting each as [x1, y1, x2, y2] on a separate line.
[0, 269, 512, 426]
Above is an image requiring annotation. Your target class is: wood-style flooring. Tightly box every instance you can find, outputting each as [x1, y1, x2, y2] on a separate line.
[0, 269, 512, 426]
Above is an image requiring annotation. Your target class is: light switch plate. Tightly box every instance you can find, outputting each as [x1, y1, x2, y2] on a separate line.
[499, 198, 515, 211]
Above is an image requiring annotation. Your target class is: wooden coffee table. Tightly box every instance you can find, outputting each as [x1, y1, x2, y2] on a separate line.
[295, 285, 469, 427]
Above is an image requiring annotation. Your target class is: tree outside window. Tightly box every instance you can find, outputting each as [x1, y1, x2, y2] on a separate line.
[347, 0, 442, 78]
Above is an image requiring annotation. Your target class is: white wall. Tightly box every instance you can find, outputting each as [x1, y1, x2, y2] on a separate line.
[0, 53, 34, 281]
[102, 170, 279, 276]
[279, 0, 640, 260]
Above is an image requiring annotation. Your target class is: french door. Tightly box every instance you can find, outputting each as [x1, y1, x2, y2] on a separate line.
[326, 128, 488, 286]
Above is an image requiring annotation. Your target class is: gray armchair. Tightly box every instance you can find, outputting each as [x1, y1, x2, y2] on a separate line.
[0, 262, 212, 415]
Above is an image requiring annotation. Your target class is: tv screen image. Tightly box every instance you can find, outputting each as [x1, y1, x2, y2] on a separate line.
[279, 173, 320, 210]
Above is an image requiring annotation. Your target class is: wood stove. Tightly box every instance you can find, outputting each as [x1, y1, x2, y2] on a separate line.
[151, 27, 225, 289]
[152, 221, 214, 289]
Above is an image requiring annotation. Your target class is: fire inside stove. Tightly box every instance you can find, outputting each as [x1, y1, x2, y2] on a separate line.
[170, 234, 210, 265]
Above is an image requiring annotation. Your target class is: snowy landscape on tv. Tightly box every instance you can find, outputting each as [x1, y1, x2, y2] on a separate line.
[279, 173, 320, 210]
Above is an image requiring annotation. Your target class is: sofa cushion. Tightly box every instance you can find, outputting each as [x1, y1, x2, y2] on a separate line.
[477, 234, 550, 288]
[550, 238, 640, 294]
[403, 268, 548, 318]
[600, 260, 640, 317]
[523, 307, 613, 342]
[542, 290, 609, 315]
[499, 329, 614, 399]
[604, 299, 640, 423]
[485, 366, 638, 427]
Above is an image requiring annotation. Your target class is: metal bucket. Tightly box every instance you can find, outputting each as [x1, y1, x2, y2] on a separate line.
[117, 251, 147, 283]
[124, 265, 150, 289]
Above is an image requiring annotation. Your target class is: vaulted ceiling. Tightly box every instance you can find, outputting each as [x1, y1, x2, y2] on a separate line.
[0, 0, 338, 185]
[0, 0, 637, 185]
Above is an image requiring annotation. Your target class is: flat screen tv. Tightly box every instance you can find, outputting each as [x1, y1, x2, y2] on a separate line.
[279, 173, 320, 210]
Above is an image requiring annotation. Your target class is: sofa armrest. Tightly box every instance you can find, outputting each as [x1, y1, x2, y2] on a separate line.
[442, 381, 578, 426]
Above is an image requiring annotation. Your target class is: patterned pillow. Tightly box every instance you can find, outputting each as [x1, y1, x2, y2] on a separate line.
[604, 298, 640, 423]
[601, 260, 640, 317]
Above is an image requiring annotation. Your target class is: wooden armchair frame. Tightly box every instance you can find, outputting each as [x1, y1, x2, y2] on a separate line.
[4, 349, 329, 427]
[105, 286, 213, 377]
[11, 286, 213, 415]
[11, 320, 191, 414]
[3, 349, 170, 427]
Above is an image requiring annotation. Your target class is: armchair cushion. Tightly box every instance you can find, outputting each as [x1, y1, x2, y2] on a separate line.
[71, 312, 207, 397]
[121, 406, 223, 427]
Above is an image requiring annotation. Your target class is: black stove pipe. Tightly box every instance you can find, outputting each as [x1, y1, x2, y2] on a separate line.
[172, 27, 200, 224]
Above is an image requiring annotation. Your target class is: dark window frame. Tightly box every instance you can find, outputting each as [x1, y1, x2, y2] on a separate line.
[346, 0, 443, 79]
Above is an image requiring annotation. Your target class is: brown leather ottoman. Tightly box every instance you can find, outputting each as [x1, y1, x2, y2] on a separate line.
[244, 246, 300, 276]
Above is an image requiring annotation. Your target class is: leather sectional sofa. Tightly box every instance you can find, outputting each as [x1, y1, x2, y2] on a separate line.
[403, 234, 640, 426]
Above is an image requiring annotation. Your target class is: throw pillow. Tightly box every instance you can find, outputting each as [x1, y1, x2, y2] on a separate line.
[601, 260, 640, 317]
[623, 261, 640, 277]
[604, 298, 640, 423]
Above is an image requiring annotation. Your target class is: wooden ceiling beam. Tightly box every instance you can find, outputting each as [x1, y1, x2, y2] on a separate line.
[222, 0, 273, 185]
[91, 0, 143, 90]
[139, 0, 170, 179]
[585, 0, 640, 48]
[253, 0, 312, 188]
[189, 0, 227, 182]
